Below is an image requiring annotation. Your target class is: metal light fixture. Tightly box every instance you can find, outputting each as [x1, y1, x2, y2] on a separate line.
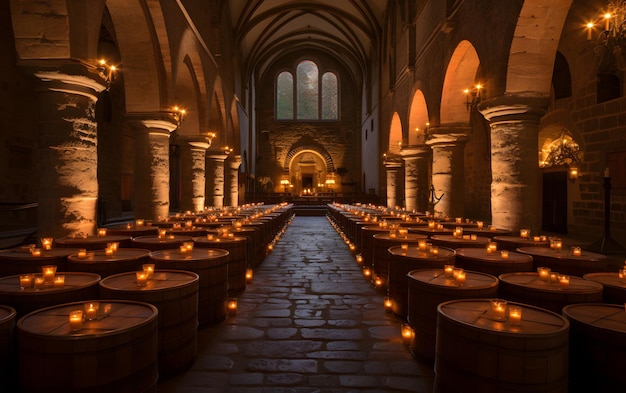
[280, 178, 290, 192]
[540, 134, 582, 182]
[587, 1, 626, 54]
[464, 84, 483, 111]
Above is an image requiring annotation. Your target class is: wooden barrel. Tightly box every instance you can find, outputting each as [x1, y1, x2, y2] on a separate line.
[435, 299, 569, 393]
[17, 300, 158, 392]
[0, 305, 17, 391]
[149, 248, 229, 327]
[408, 269, 498, 363]
[0, 272, 101, 318]
[371, 233, 427, 282]
[455, 247, 533, 276]
[562, 303, 625, 393]
[359, 226, 391, 269]
[99, 270, 199, 376]
[130, 235, 193, 251]
[387, 246, 456, 318]
[54, 235, 133, 250]
[194, 236, 248, 294]
[0, 247, 77, 277]
[582, 272, 626, 304]
[67, 248, 152, 277]
[498, 272, 604, 313]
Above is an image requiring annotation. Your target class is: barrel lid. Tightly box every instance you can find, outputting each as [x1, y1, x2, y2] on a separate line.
[100, 269, 199, 292]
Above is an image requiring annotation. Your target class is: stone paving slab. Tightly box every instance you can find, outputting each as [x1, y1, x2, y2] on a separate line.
[158, 215, 435, 392]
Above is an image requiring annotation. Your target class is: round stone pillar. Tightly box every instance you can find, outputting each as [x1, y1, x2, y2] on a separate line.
[206, 153, 229, 209]
[131, 115, 179, 221]
[401, 146, 430, 212]
[33, 63, 107, 238]
[425, 128, 469, 218]
[224, 155, 242, 208]
[479, 95, 549, 232]
[384, 158, 403, 209]
[178, 137, 211, 213]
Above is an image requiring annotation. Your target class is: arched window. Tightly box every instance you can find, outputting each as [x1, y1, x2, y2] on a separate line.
[275, 60, 339, 120]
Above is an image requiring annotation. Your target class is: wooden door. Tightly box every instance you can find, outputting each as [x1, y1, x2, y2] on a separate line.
[542, 172, 567, 233]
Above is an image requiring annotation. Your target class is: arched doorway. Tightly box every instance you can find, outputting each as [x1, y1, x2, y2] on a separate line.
[284, 143, 335, 196]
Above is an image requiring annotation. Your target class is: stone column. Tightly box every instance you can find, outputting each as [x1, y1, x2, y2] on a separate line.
[131, 114, 179, 221]
[384, 158, 403, 208]
[479, 95, 549, 232]
[206, 152, 229, 209]
[33, 63, 107, 238]
[401, 146, 430, 212]
[179, 137, 211, 213]
[425, 128, 469, 217]
[224, 155, 242, 207]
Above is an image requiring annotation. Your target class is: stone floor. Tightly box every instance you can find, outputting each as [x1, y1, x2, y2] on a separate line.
[157, 215, 436, 393]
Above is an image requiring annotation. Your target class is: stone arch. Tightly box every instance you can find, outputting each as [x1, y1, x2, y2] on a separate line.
[283, 144, 335, 173]
[506, 0, 573, 95]
[408, 90, 428, 146]
[208, 76, 227, 146]
[441, 40, 480, 124]
[388, 112, 402, 154]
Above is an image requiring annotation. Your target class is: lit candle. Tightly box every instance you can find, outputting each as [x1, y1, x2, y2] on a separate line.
[245, 267, 254, 282]
[444, 264, 454, 277]
[550, 272, 559, 284]
[363, 267, 371, 277]
[389, 230, 397, 238]
[77, 249, 87, 258]
[105, 247, 114, 256]
[571, 247, 582, 257]
[490, 299, 507, 321]
[179, 245, 188, 253]
[227, 298, 238, 315]
[470, 234, 477, 240]
[42, 265, 56, 282]
[30, 247, 41, 257]
[184, 241, 194, 251]
[33, 276, 45, 290]
[520, 229, 530, 239]
[453, 267, 464, 280]
[53, 275, 65, 288]
[401, 323, 413, 345]
[355, 254, 363, 264]
[142, 264, 155, 278]
[158, 229, 167, 238]
[508, 306, 522, 326]
[619, 269, 626, 283]
[418, 239, 427, 251]
[69, 310, 83, 331]
[489, 226, 497, 232]
[136, 271, 148, 287]
[41, 237, 53, 250]
[107, 242, 119, 252]
[398, 229, 408, 238]
[136, 219, 144, 227]
[19, 274, 33, 290]
[500, 250, 509, 259]
[97, 228, 107, 237]
[384, 296, 393, 311]
[533, 236, 541, 242]
[207, 234, 214, 241]
[455, 227, 463, 238]
[538, 267, 551, 282]
[476, 221, 483, 229]
[84, 302, 99, 320]
[559, 275, 570, 288]
[455, 271, 466, 286]
[401, 243, 408, 254]
[430, 245, 439, 255]
[427, 220, 435, 229]
[455, 217, 462, 224]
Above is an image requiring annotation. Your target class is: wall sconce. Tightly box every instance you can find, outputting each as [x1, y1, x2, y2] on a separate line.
[568, 166, 579, 182]
[173, 106, 186, 126]
[223, 146, 234, 155]
[280, 178, 290, 192]
[464, 84, 483, 111]
[97, 59, 118, 90]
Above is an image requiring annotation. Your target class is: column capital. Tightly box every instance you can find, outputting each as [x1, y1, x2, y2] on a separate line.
[384, 158, 403, 169]
[176, 135, 213, 150]
[127, 112, 180, 134]
[478, 94, 550, 125]
[32, 61, 107, 101]
[227, 154, 242, 169]
[207, 152, 229, 161]
[400, 146, 429, 158]
[425, 125, 470, 147]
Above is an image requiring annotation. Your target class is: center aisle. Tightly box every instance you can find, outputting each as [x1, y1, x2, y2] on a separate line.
[158, 215, 435, 392]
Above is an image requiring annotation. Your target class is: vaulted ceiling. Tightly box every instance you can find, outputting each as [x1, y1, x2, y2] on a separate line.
[228, 0, 388, 80]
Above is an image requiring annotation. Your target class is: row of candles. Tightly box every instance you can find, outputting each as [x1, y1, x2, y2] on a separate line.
[19, 265, 64, 290]
[68, 301, 113, 331]
[537, 267, 570, 287]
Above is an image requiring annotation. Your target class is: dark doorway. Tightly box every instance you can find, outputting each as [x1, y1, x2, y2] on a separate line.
[302, 175, 313, 190]
[542, 171, 568, 233]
